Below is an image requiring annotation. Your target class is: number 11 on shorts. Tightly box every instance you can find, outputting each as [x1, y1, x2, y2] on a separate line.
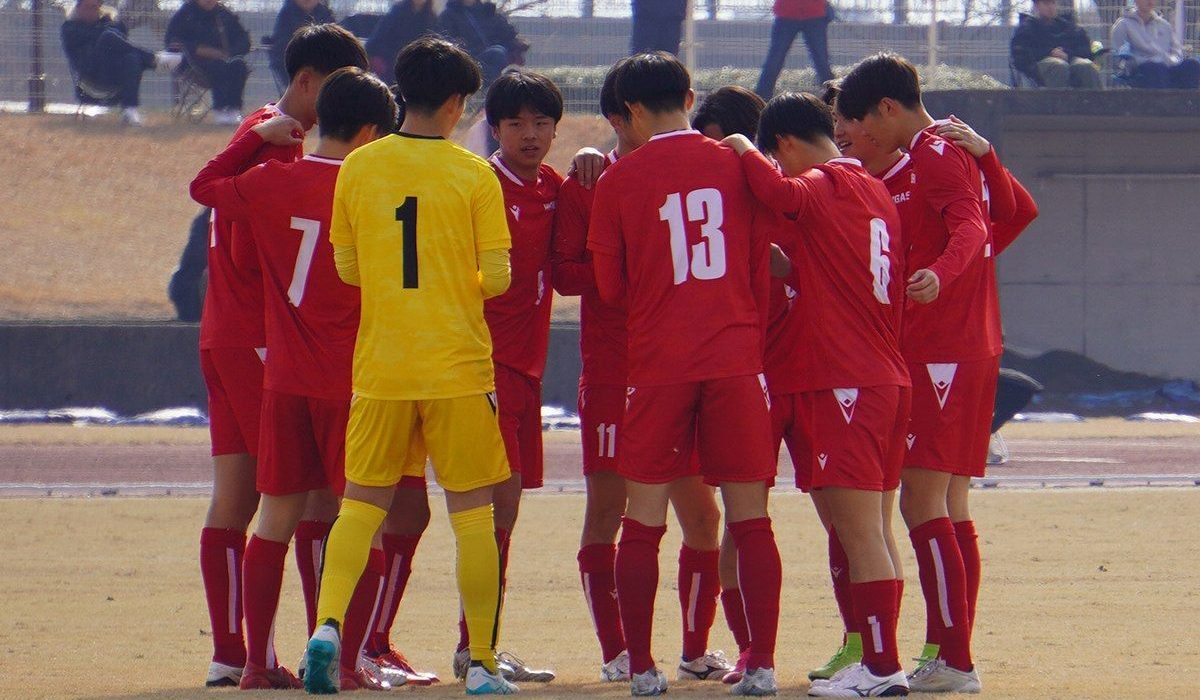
[596, 422, 616, 458]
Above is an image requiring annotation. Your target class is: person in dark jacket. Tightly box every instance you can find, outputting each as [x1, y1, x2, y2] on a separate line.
[755, 0, 834, 98]
[1011, 0, 1101, 88]
[268, 0, 334, 90]
[164, 0, 252, 124]
[61, 0, 181, 124]
[439, 0, 528, 86]
[630, 0, 687, 55]
[366, 0, 439, 79]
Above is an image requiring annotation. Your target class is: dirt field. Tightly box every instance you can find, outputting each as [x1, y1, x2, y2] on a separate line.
[1, 489, 1197, 700]
[0, 112, 610, 321]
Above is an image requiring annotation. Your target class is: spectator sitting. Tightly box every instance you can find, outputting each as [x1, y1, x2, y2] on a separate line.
[439, 0, 529, 86]
[366, 0, 439, 79]
[165, 0, 252, 125]
[60, 0, 182, 125]
[755, 0, 835, 99]
[1111, 0, 1200, 88]
[1010, 0, 1101, 88]
[268, 0, 334, 90]
[630, 0, 687, 55]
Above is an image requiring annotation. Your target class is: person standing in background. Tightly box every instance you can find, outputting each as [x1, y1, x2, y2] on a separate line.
[366, 0, 440, 80]
[268, 0, 334, 90]
[630, 0, 688, 56]
[755, 0, 835, 99]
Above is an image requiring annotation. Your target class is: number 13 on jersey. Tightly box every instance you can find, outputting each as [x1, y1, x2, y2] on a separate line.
[658, 188, 727, 285]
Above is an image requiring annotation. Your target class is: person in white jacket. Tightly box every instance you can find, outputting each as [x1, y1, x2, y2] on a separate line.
[1111, 0, 1199, 88]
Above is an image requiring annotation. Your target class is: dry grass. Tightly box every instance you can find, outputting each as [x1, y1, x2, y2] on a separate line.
[0, 112, 612, 321]
[1, 490, 1197, 699]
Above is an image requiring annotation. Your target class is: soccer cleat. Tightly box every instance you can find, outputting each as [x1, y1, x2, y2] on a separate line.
[213, 109, 242, 126]
[303, 623, 341, 694]
[905, 658, 981, 694]
[807, 663, 908, 697]
[121, 107, 144, 127]
[239, 662, 303, 690]
[730, 667, 778, 696]
[340, 665, 391, 691]
[722, 649, 750, 685]
[374, 646, 439, 685]
[987, 431, 1010, 466]
[497, 651, 555, 683]
[359, 653, 406, 688]
[453, 648, 472, 681]
[678, 649, 733, 680]
[297, 653, 307, 681]
[466, 663, 520, 695]
[205, 660, 243, 687]
[809, 634, 864, 681]
[630, 668, 668, 696]
[601, 650, 631, 682]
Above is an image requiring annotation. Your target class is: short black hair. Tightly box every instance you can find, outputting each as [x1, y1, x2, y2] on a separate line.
[393, 36, 482, 113]
[835, 52, 922, 121]
[317, 67, 399, 141]
[599, 58, 630, 119]
[615, 51, 690, 115]
[691, 86, 766, 140]
[485, 69, 564, 127]
[284, 23, 369, 82]
[757, 92, 835, 153]
[819, 79, 841, 108]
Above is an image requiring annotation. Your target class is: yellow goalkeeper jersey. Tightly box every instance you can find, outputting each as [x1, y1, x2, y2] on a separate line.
[331, 132, 511, 400]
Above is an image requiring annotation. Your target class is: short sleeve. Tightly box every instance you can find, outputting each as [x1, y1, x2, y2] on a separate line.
[473, 167, 512, 253]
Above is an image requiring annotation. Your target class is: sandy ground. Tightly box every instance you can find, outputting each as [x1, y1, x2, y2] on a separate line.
[0, 113, 611, 321]
[0, 490, 1197, 699]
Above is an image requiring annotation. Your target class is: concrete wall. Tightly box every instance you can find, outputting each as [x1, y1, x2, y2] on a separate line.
[924, 90, 1200, 380]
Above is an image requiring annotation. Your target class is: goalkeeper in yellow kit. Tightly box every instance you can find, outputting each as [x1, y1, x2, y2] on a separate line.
[304, 37, 517, 696]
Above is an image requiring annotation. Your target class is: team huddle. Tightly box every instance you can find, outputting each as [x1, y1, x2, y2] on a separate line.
[188, 21, 1036, 699]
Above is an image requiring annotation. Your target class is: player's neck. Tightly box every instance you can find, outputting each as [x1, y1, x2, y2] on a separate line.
[312, 138, 354, 161]
[399, 113, 450, 139]
[866, 150, 905, 177]
[898, 107, 935, 150]
[641, 112, 693, 140]
[274, 90, 314, 131]
[496, 153, 540, 182]
[812, 139, 843, 166]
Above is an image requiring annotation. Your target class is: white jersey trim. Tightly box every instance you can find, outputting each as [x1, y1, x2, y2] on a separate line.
[302, 154, 343, 165]
[648, 129, 700, 142]
[881, 153, 911, 181]
[489, 154, 526, 186]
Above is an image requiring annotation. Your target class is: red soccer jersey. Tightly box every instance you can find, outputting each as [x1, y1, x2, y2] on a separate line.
[587, 130, 769, 386]
[192, 133, 358, 400]
[551, 153, 628, 387]
[485, 156, 563, 381]
[897, 126, 999, 363]
[199, 105, 304, 350]
[743, 152, 908, 392]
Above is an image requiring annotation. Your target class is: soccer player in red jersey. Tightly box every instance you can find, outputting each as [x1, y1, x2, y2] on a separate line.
[836, 52, 1012, 694]
[192, 24, 369, 688]
[445, 68, 564, 684]
[552, 65, 735, 685]
[587, 52, 781, 697]
[724, 92, 912, 697]
[191, 68, 404, 691]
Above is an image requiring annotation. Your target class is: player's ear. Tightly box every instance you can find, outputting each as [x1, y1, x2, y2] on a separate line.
[684, 88, 696, 112]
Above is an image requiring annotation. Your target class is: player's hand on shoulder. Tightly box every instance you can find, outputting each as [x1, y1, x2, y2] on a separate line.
[906, 268, 941, 304]
[936, 115, 990, 159]
[568, 147, 607, 189]
[721, 133, 756, 156]
[252, 115, 305, 147]
[769, 243, 792, 278]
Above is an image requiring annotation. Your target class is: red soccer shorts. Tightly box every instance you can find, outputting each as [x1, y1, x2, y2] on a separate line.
[798, 385, 910, 492]
[256, 389, 349, 496]
[905, 356, 1000, 478]
[620, 374, 774, 485]
[579, 383, 625, 476]
[495, 363, 544, 489]
[771, 392, 812, 492]
[201, 347, 265, 457]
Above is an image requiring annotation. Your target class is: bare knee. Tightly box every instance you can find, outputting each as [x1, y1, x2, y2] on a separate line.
[302, 488, 340, 522]
[492, 473, 523, 533]
[385, 485, 432, 537]
[947, 476, 972, 523]
[899, 468, 950, 529]
[206, 453, 259, 530]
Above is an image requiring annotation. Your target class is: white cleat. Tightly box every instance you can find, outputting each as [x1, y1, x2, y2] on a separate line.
[466, 663, 520, 695]
[212, 109, 242, 126]
[360, 652, 408, 687]
[678, 649, 733, 681]
[154, 50, 183, 72]
[205, 660, 243, 687]
[630, 668, 668, 696]
[807, 663, 909, 697]
[730, 667, 778, 696]
[602, 651, 632, 681]
[906, 658, 981, 693]
[303, 623, 342, 695]
[987, 431, 1009, 465]
[497, 651, 555, 683]
[121, 107, 144, 126]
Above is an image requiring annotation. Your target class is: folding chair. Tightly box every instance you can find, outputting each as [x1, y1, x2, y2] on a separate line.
[170, 50, 213, 122]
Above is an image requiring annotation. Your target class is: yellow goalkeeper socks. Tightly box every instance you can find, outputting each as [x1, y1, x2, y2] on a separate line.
[449, 504, 502, 674]
[315, 498, 386, 628]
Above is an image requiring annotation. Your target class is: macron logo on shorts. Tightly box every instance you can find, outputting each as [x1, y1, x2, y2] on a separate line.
[927, 363, 958, 410]
[906, 433, 916, 450]
[833, 388, 859, 424]
[818, 453, 828, 470]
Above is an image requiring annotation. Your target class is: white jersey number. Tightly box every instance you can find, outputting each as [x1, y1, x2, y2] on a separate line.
[869, 217, 892, 305]
[658, 188, 728, 285]
[287, 217, 321, 307]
